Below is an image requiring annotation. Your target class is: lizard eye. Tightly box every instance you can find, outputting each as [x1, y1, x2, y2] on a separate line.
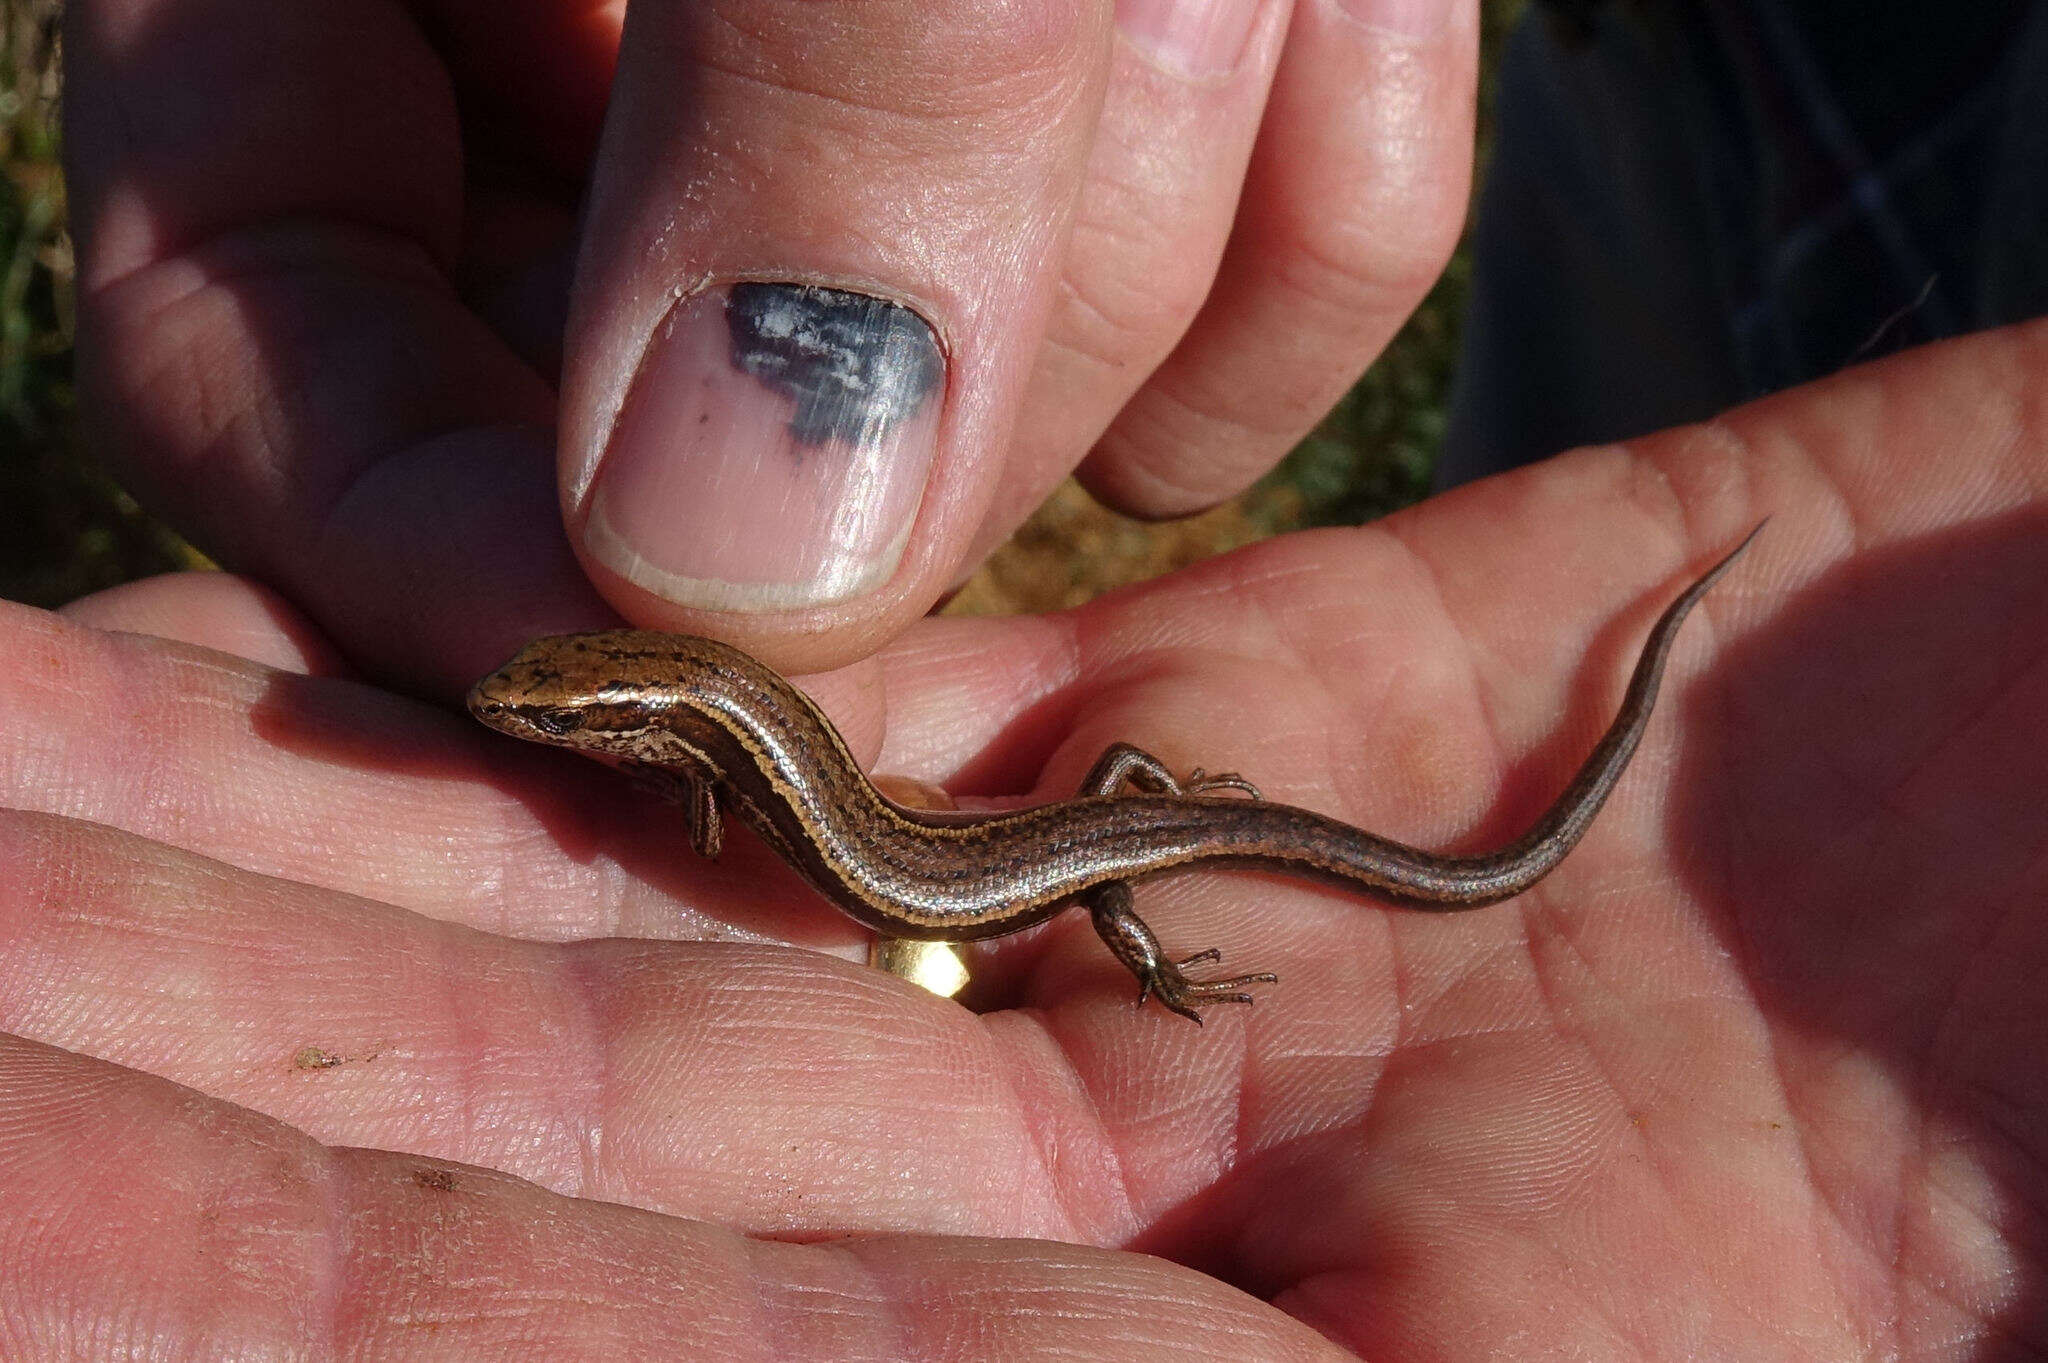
[531, 707, 586, 737]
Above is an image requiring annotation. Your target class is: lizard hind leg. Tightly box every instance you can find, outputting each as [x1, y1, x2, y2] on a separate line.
[1085, 881, 1277, 1025]
[1078, 742, 1264, 801]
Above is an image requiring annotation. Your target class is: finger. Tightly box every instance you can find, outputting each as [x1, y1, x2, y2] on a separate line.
[431, 3, 622, 374]
[3, 810, 1243, 1241]
[1079, 0, 1479, 516]
[559, 0, 1113, 671]
[21, 330, 2045, 1358]
[63, 0, 614, 694]
[962, 0, 1294, 564]
[59, 570, 352, 676]
[0, 1036, 1342, 1362]
[424, 0, 621, 182]
[0, 597, 877, 946]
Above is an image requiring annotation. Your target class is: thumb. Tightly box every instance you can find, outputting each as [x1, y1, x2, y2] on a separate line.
[560, 0, 1113, 672]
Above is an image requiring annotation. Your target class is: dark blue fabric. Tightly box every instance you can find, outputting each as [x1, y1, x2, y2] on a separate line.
[1441, 0, 2048, 485]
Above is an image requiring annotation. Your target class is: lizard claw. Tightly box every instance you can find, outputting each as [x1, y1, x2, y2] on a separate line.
[1185, 768, 1264, 800]
[1133, 948, 1279, 1025]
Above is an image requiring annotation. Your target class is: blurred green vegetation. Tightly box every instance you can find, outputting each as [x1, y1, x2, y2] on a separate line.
[0, 0, 1525, 614]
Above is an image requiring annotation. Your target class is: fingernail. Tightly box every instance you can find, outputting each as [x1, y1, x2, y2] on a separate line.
[1332, 0, 1453, 39]
[1116, 0, 1260, 78]
[583, 282, 945, 612]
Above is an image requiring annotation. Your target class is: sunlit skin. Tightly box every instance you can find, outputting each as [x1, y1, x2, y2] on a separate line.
[65, 0, 1480, 679]
[461, 528, 1755, 1021]
[37, 0, 2048, 1349]
[7, 322, 2047, 1357]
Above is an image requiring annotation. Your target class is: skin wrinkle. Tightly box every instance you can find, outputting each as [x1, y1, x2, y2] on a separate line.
[1557, 1244, 1651, 1360]
[5, 821, 648, 1207]
[1052, 135, 1233, 356]
[1265, 206, 1447, 346]
[1916, 1146, 2016, 1298]
[1651, 420, 1778, 553]
[1375, 519, 1503, 839]
[689, 57, 944, 157]
[280, 304, 494, 490]
[551, 945, 615, 1201]
[688, 21, 1089, 150]
[1111, 376, 1311, 502]
[1392, 1008, 1555, 1055]
[1225, 548, 1348, 619]
[1891, 1136, 1930, 1352]
[1117, 561, 1324, 781]
[1043, 268, 1160, 381]
[1876, 631, 2048, 834]
[306, 1129, 345, 1363]
[124, 306, 250, 492]
[152, 642, 284, 697]
[1141, 563, 1284, 652]
[1514, 888, 1727, 1307]
[1948, 1073, 2048, 1236]
[454, 737, 607, 914]
[1903, 884, 2048, 1326]
[1686, 414, 1857, 565]
[1651, 460, 1895, 1338]
[114, 254, 465, 510]
[468, 821, 560, 935]
[1088, 424, 1220, 519]
[1665, 445, 2041, 1342]
[1703, 738, 1897, 1348]
[152, 219, 455, 301]
[382, 734, 700, 937]
[1614, 443, 1709, 579]
[59, 886, 252, 958]
[1256, 1021, 1403, 1067]
[120, 280, 347, 522]
[423, 918, 489, 1179]
[1390, 511, 1795, 1338]
[1306, 637, 1396, 827]
[1787, 1052, 1920, 1323]
[1222, 999, 1263, 1208]
[1227, 553, 1343, 661]
[82, 190, 457, 301]
[753, 1271, 864, 1363]
[1277, 529, 1461, 1110]
[698, 0, 1096, 123]
[992, 1019, 1138, 1245]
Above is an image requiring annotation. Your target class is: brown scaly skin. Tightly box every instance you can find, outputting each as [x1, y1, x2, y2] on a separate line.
[469, 526, 1761, 1021]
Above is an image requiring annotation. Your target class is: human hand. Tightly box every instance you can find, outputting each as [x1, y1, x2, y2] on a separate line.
[63, 0, 1477, 687]
[9, 321, 2043, 1355]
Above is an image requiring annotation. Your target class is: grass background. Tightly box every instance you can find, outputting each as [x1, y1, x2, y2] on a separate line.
[0, 0, 1525, 615]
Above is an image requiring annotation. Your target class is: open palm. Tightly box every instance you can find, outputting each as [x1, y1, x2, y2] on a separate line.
[4, 323, 2045, 1358]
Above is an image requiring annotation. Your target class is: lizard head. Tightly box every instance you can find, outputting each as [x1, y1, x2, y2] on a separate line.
[467, 630, 748, 764]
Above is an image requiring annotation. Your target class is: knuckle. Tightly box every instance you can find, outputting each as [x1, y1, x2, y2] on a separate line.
[697, 0, 1102, 120]
[1268, 214, 1451, 326]
[1049, 243, 1214, 379]
[1085, 392, 1283, 517]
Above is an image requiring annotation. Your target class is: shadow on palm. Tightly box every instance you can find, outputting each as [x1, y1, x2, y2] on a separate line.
[1677, 507, 2048, 1362]
[1109, 509, 2048, 1357]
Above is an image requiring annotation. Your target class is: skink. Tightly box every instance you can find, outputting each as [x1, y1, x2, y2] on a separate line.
[469, 527, 1758, 1021]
